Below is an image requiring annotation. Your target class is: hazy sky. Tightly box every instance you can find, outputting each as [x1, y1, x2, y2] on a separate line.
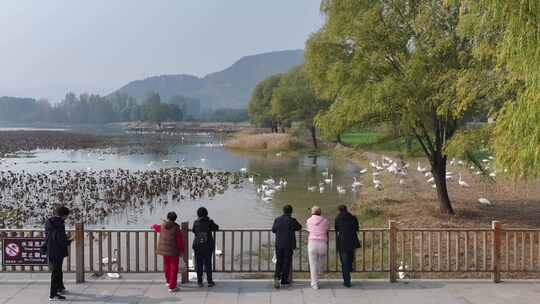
[0, 1, 323, 102]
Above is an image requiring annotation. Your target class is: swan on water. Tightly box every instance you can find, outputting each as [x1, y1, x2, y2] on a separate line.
[352, 177, 362, 187]
[324, 174, 333, 184]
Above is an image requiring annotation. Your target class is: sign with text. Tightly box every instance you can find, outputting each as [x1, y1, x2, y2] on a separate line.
[2, 238, 47, 266]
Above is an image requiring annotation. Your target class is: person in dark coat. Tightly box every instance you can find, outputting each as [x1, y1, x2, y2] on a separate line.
[43, 206, 71, 301]
[192, 207, 219, 287]
[271, 204, 302, 288]
[335, 205, 360, 287]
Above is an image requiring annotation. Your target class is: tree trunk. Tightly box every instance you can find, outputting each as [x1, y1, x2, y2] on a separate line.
[309, 126, 318, 149]
[336, 133, 342, 144]
[431, 152, 455, 215]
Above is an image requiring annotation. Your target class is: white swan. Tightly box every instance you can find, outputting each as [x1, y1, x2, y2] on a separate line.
[102, 249, 118, 266]
[352, 177, 362, 187]
[324, 174, 333, 184]
[478, 197, 492, 206]
[398, 261, 408, 279]
[417, 161, 428, 173]
[458, 174, 470, 188]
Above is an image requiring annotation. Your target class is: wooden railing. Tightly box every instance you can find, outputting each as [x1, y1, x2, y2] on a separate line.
[2, 221, 539, 283]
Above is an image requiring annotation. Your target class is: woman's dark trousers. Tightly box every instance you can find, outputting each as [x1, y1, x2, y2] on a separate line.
[194, 250, 213, 284]
[274, 248, 293, 284]
[48, 260, 64, 297]
[339, 250, 354, 285]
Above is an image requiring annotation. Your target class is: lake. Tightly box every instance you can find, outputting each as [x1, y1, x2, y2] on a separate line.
[1, 132, 361, 229]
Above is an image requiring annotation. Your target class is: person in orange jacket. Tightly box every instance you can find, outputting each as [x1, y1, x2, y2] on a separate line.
[151, 211, 184, 292]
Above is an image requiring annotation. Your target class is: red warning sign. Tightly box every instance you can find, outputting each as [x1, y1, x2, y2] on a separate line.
[2, 238, 47, 266]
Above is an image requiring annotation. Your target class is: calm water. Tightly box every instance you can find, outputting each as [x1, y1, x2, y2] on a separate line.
[1, 133, 360, 228]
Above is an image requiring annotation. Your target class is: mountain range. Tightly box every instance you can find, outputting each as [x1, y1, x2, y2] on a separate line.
[111, 49, 304, 109]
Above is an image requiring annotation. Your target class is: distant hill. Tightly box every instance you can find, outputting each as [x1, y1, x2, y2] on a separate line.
[111, 50, 304, 109]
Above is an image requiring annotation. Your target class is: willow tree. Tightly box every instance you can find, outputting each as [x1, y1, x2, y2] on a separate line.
[248, 74, 282, 132]
[306, 0, 495, 214]
[271, 66, 332, 149]
[455, 0, 540, 179]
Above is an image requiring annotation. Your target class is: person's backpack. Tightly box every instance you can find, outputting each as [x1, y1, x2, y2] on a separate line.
[193, 220, 211, 250]
[194, 231, 209, 247]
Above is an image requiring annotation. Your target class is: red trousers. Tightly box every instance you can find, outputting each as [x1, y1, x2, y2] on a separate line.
[163, 256, 180, 289]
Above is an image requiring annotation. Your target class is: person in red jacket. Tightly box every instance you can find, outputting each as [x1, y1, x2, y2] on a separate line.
[151, 211, 184, 292]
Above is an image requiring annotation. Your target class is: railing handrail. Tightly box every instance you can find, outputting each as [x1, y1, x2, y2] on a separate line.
[0, 228, 385, 232]
[3, 221, 540, 283]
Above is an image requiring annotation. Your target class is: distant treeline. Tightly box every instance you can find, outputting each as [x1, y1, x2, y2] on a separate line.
[0, 93, 248, 124]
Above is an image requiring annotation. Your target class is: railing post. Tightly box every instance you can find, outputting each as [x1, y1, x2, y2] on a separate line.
[75, 223, 85, 284]
[492, 221, 501, 283]
[289, 231, 297, 284]
[181, 221, 189, 283]
[388, 221, 397, 283]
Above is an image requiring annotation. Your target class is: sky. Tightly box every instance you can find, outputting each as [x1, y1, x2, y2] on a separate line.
[0, 0, 323, 102]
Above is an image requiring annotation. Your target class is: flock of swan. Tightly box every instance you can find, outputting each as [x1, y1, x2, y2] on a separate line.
[254, 175, 288, 202]
[247, 154, 500, 207]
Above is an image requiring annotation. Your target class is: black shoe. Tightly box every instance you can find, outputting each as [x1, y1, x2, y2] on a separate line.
[49, 295, 66, 301]
[197, 282, 204, 288]
[57, 288, 67, 295]
[280, 281, 290, 287]
[343, 282, 352, 288]
[207, 281, 215, 287]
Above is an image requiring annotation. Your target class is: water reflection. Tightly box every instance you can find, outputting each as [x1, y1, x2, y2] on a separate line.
[1, 134, 360, 228]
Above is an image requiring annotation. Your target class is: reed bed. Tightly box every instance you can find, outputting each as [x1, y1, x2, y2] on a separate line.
[224, 133, 302, 151]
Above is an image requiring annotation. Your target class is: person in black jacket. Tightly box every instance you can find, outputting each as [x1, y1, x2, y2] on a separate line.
[192, 207, 219, 287]
[271, 204, 302, 289]
[335, 205, 360, 287]
[43, 206, 71, 301]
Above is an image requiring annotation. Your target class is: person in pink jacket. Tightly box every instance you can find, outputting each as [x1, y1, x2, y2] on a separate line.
[306, 206, 329, 289]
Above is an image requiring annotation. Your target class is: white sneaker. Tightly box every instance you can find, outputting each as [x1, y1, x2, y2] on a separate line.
[168, 287, 180, 293]
[312, 285, 319, 290]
